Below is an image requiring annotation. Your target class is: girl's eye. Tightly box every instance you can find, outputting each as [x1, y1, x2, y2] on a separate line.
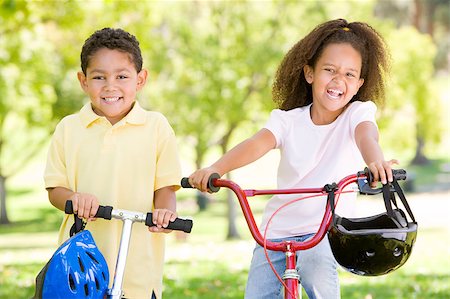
[346, 73, 356, 78]
[325, 68, 334, 73]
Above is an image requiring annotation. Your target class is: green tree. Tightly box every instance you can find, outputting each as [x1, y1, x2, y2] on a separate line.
[0, 1, 60, 223]
[142, 1, 286, 238]
[142, 0, 346, 239]
[0, 0, 162, 224]
[379, 26, 440, 164]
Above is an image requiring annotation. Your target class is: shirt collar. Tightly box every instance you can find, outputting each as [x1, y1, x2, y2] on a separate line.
[79, 101, 147, 127]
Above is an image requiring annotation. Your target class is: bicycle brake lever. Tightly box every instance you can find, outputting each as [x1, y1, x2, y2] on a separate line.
[357, 168, 396, 195]
[357, 177, 383, 195]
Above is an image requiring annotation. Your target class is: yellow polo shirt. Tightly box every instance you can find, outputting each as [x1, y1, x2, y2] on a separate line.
[44, 101, 181, 299]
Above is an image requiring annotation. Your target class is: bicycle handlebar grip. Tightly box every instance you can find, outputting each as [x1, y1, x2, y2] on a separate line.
[363, 167, 407, 183]
[393, 169, 407, 181]
[180, 173, 221, 193]
[180, 177, 192, 188]
[64, 200, 113, 220]
[145, 213, 193, 233]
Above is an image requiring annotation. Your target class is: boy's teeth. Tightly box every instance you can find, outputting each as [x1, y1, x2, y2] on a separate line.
[103, 97, 120, 102]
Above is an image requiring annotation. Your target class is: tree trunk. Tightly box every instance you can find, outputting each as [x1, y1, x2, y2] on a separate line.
[0, 175, 10, 224]
[411, 136, 430, 165]
[225, 172, 241, 240]
[413, 0, 425, 33]
[221, 125, 241, 240]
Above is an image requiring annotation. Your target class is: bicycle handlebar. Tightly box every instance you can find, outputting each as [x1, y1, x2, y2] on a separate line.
[181, 168, 407, 251]
[64, 200, 193, 233]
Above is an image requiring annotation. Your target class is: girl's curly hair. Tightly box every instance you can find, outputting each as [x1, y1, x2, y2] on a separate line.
[80, 28, 143, 75]
[272, 19, 390, 110]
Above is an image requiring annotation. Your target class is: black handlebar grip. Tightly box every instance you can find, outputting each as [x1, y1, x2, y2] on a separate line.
[64, 200, 74, 214]
[363, 168, 407, 183]
[180, 173, 221, 193]
[64, 200, 113, 220]
[95, 205, 113, 220]
[393, 169, 407, 181]
[145, 213, 193, 233]
[180, 177, 193, 188]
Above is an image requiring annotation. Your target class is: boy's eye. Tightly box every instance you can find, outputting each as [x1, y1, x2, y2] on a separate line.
[325, 68, 334, 73]
[93, 76, 105, 80]
[118, 75, 128, 79]
[346, 72, 356, 78]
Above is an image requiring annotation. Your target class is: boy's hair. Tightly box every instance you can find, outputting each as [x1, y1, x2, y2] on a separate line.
[80, 28, 143, 75]
[273, 18, 390, 110]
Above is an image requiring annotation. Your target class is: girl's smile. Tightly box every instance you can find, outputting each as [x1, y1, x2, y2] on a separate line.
[304, 43, 364, 125]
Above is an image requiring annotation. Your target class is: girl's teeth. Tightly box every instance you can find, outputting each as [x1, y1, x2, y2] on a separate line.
[327, 89, 343, 97]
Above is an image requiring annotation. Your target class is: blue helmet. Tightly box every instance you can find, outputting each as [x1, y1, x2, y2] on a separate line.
[35, 230, 109, 299]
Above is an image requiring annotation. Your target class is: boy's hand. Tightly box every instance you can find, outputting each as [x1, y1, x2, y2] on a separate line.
[367, 159, 399, 187]
[148, 209, 178, 233]
[188, 166, 221, 193]
[71, 192, 99, 221]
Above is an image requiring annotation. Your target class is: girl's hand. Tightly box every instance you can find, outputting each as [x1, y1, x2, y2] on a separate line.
[367, 159, 399, 187]
[148, 208, 178, 233]
[188, 167, 221, 193]
[71, 192, 99, 221]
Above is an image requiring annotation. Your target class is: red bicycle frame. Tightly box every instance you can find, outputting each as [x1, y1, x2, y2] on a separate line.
[210, 173, 360, 299]
[182, 168, 406, 298]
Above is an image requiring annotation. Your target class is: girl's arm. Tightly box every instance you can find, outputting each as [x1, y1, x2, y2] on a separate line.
[149, 186, 178, 233]
[189, 128, 276, 192]
[355, 121, 398, 187]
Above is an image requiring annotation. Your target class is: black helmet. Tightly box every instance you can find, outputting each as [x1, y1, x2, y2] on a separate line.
[327, 175, 418, 276]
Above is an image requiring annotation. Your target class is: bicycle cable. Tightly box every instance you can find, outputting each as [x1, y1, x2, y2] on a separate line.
[262, 189, 354, 298]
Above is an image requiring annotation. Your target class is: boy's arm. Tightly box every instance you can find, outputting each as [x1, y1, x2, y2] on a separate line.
[48, 186, 99, 220]
[149, 186, 177, 233]
[355, 121, 398, 186]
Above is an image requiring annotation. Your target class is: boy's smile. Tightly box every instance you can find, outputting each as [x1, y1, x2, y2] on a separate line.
[77, 48, 147, 125]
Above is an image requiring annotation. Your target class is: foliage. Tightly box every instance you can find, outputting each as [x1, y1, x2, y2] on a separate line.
[378, 26, 441, 160]
[0, 0, 447, 237]
[0, 2, 58, 177]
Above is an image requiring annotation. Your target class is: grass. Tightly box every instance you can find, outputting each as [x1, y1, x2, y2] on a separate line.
[1, 159, 449, 298]
[405, 158, 450, 192]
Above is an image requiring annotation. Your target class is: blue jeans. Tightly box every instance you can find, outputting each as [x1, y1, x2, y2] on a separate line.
[245, 234, 340, 299]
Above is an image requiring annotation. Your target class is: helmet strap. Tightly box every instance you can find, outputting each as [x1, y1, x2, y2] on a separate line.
[69, 214, 87, 237]
[382, 178, 416, 225]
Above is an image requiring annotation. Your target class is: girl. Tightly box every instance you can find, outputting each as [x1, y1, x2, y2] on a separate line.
[188, 19, 397, 299]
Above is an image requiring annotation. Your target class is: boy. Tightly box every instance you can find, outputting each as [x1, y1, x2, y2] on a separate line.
[44, 28, 181, 298]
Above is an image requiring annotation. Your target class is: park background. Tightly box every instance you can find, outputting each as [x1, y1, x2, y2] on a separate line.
[0, 0, 449, 298]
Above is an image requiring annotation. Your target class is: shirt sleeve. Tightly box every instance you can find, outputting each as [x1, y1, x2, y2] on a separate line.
[349, 101, 378, 139]
[154, 115, 182, 191]
[264, 109, 289, 148]
[44, 121, 70, 189]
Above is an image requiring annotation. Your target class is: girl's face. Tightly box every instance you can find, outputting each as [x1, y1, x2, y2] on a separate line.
[77, 48, 147, 125]
[304, 43, 364, 125]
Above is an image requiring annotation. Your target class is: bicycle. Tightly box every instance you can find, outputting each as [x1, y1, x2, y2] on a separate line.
[34, 200, 193, 299]
[181, 168, 417, 299]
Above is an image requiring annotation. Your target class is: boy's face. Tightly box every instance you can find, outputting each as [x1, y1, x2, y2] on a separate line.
[77, 48, 147, 125]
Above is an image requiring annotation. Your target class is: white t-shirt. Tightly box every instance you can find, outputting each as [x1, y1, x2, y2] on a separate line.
[261, 101, 377, 238]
